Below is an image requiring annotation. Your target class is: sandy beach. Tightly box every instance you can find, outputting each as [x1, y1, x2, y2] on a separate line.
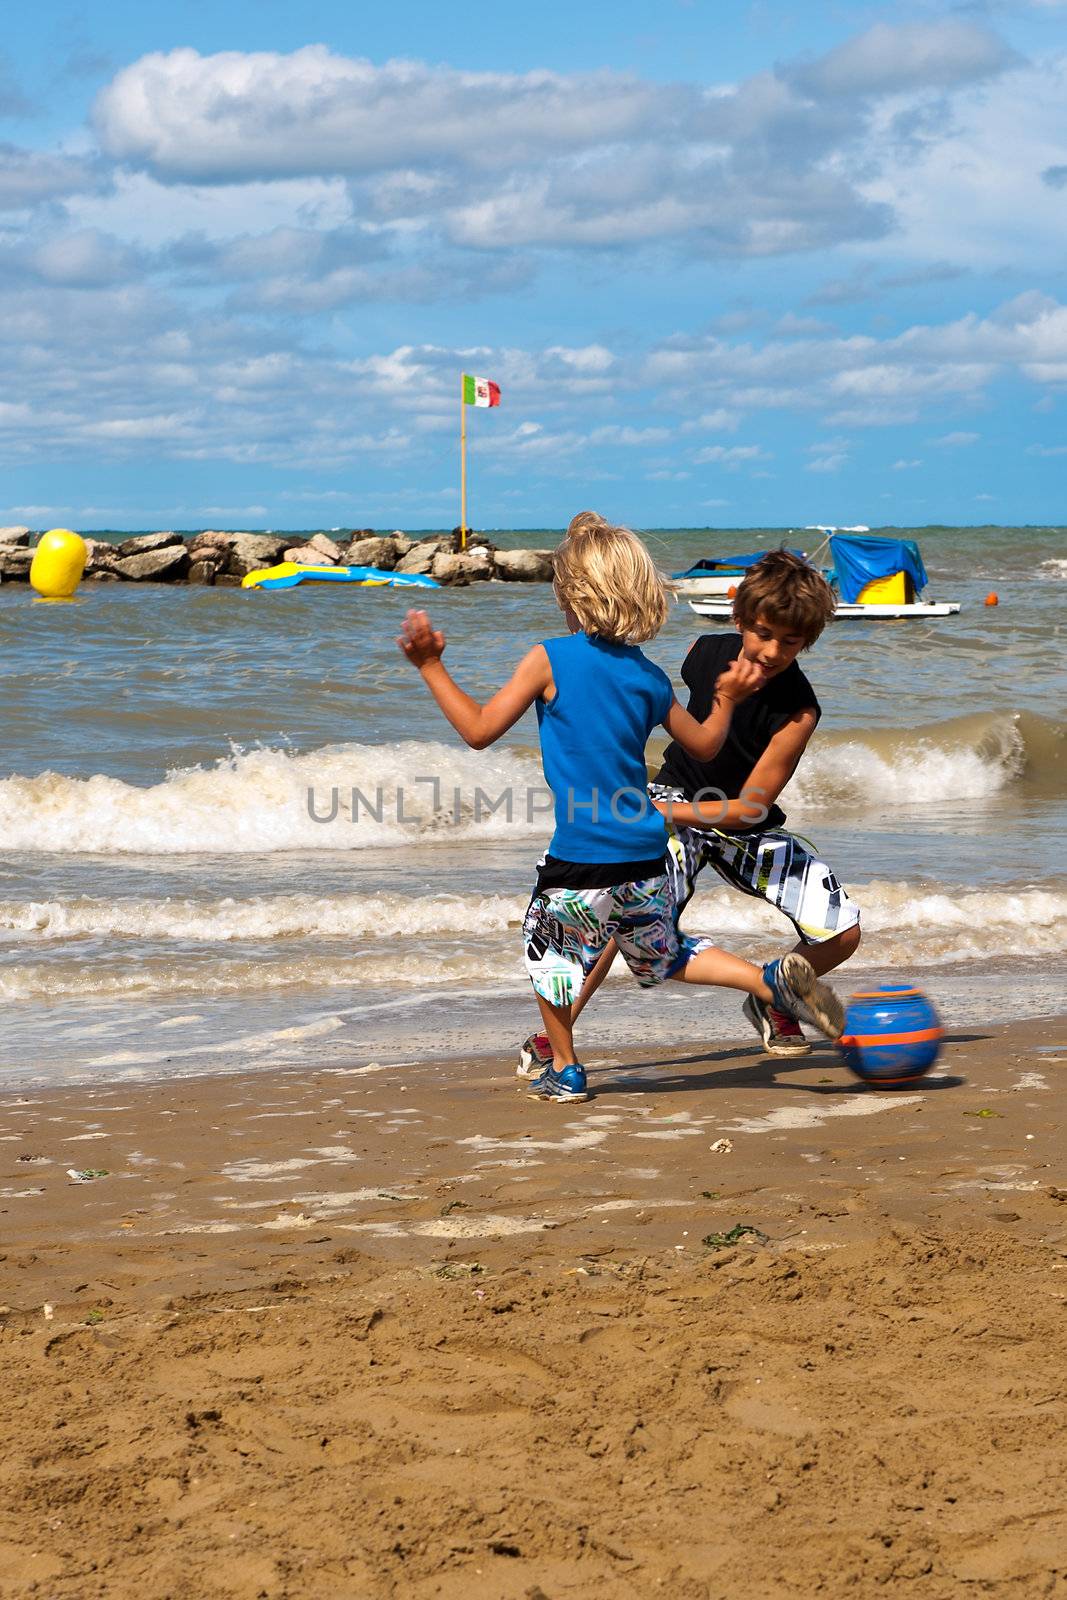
[2, 1016, 1064, 1598]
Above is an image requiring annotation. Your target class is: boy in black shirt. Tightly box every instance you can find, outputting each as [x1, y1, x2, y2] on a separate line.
[519, 549, 860, 1067]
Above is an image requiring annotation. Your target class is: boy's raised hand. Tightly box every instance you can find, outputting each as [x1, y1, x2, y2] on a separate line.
[399, 609, 446, 669]
[717, 654, 767, 703]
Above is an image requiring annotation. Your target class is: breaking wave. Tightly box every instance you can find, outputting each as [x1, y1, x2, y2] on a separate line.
[1, 880, 1064, 1000]
[0, 949, 521, 1004]
[0, 711, 1062, 856]
[0, 740, 545, 854]
[786, 711, 1064, 811]
[0, 891, 524, 941]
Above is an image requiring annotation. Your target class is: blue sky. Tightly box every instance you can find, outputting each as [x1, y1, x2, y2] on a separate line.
[2, 0, 1066, 530]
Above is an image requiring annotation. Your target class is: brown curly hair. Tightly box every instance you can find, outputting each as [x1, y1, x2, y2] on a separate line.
[732, 548, 836, 644]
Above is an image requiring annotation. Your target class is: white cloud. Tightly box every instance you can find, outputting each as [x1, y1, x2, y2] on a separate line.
[30, 229, 139, 287]
[0, 143, 100, 211]
[588, 425, 670, 446]
[830, 362, 993, 399]
[681, 408, 740, 433]
[93, 47, 674, 182]
[891, 458, 923, 470]
[776, 313, 835, 337]
[708, 310, 763, 335]
[173, 225, 364, 282]
[66, 169, 352, 250]
[227, 252, 531, 313]
[2, 263, 1066, 492]
[88, 45, 891, 259]
[0, 20, 1058, 340]
[805, 267, 876, 307]
[931, 430, 980, 446]
[0, 24, 1041, 320]
[545, 344, 615, 374]
[3, 504, 72, 518]
[442, 158, 886, 255]
[647, 292, 1067, 430]
[807, 260, 967, 307]
[861, 51, 1067, 269]
[787, 21, 1019, 100]
[827, 403, 921, 428]
[693, 443, 765, 466]
[84, 413, 199, 440]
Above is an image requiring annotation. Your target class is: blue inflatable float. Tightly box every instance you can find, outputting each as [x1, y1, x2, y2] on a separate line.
[242, 562, 440, 591]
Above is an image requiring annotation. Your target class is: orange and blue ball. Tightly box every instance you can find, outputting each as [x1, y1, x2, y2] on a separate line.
[838, 984, 943, 1086]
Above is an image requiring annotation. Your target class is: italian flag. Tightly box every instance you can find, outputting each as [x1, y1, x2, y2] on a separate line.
[462, 373, 501, 408]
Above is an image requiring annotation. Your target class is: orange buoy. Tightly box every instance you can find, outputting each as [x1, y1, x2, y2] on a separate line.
[984, 592, 999, 606]
[727, 585, 737, 599]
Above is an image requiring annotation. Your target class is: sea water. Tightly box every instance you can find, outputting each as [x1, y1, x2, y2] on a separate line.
[1, 524, 1064, 1086]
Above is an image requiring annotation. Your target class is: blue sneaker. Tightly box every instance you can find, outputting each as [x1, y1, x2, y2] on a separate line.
[526, 1063, 590, 1102]
[763, 953, 844, 1042]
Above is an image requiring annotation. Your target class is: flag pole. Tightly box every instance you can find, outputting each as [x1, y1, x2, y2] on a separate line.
[460, 375, 467, 552]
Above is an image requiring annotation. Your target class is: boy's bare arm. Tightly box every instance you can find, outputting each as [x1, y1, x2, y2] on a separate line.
[399, 609, 552, 749]
[661, 654, 765, 762]
[655, 708, 818, 831]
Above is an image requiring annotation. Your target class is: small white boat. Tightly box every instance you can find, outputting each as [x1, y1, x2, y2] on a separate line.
[677, 572, 745, 597]
[673, 547, 808, 597]
[687, 531, 961, 622]
[689, 597, 960, 620]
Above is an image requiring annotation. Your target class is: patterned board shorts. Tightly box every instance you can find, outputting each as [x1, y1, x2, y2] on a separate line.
[523, 874, 711, 1007]
[648, 782, 861, 946]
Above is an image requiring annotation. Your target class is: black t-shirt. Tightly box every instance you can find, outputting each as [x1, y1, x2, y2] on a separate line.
[655, 634, 820, 832]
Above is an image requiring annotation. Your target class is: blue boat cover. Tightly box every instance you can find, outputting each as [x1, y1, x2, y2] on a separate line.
[673, 549, 806, 579]
[828, 535, 928, 604]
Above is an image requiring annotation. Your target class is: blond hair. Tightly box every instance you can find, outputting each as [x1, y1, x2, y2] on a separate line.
[733, 548, 836, 644]
[553, 512, 672, 644]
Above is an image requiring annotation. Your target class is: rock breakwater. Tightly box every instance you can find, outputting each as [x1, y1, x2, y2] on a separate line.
[0, 528, 556, 588]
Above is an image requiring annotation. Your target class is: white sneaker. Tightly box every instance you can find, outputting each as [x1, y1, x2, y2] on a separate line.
[763, 954, 844, 1042]
[517, 1032, 554, 1077]
[742, 992, 812, 1056]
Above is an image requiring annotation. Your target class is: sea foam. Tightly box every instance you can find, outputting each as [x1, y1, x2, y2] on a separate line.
[0, 712, 1062, 855]
[2, 881, 1064, 1001]
[0, 891, 524, 941]
[786, 710, 1063, 810]
[0, 740, 545, 854]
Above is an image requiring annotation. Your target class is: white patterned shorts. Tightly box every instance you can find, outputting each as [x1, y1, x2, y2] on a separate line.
[522, 873, 710, 1007]
[648, 782, 861, 946]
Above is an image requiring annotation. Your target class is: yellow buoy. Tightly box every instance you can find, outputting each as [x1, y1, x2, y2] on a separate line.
[30, 529, 88, 600]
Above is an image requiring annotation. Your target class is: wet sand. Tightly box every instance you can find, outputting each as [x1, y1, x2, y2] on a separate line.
[1, 1018, 1065, 1598]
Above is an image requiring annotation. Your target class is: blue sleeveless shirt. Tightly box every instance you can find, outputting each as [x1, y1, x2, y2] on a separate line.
[535, 633, 674, 863]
